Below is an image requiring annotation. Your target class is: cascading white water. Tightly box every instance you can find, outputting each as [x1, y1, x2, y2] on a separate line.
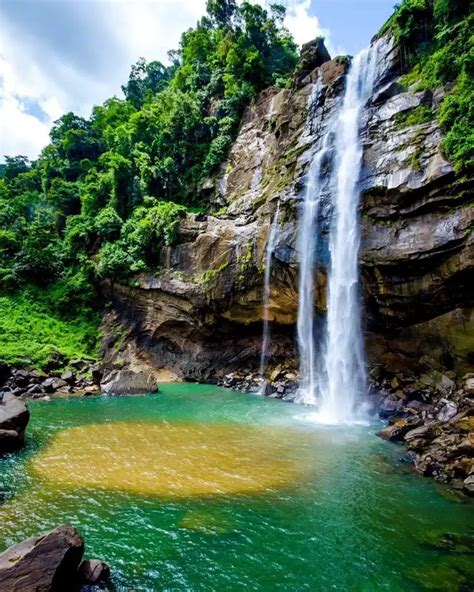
[259, 41, 383, 420]
[296, 78, 336, 405]
[259, 202, 280, 380]
[317, 43, 381, 424]
[294, 41, 381, 422]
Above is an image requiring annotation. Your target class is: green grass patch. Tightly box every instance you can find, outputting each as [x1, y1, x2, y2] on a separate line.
[394, 105, 434, 130]
[0, 287, 100, 370]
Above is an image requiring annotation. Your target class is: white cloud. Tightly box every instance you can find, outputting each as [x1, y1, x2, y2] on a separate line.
[247, 0, 346, 58]
[0, 0, 206, 161]
[0, 98, 51, 160]
[0, 57, 52, 160]
[283, 0, 346, 56]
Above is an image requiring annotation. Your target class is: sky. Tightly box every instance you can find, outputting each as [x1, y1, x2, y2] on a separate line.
[0, 0, 396, 162]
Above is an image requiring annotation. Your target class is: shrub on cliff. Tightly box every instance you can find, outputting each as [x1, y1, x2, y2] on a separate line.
[96, 200, 186, 279]
[381, 0, 474, 174]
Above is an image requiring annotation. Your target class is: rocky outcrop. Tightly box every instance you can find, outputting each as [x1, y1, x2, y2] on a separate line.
[0, 525, 84, 592]
[294, 38, 332, 87]
[0, 363, 101, 400]
[0, 525, 111, 591]
[0, 393, 29, 452]
[374, 373, 474, 494]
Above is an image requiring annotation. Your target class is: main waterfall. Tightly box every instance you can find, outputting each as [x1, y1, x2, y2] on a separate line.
[296, 42, 381, 423]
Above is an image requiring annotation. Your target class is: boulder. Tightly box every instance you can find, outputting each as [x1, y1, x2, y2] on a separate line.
[0, 429, 24, 450]
[463, 475, 474, 496]
[43, 351, 69, 372]
[404, 424, 438, 450]
[0, 362, 11, 385]
[379, 394, 403, 419]
[13, 370, 31, 388]
[377, 419, 414, 442]
[464, 377, 474, 396]
[42, 378, 56, 393]
[78, 559, 110, 585]
[294, 38, 331, 86]
[60, 371, 75, 384]
[299, 38, 331, 71]
[100, 369, 159, 395]
[70, 359, 90, 372]
[90, 364, 103, 383]
[0, 393, 29, 451]
[436, 401, 458, 422]
[260, 381, 274, 397]
[0, 524, 84, 592]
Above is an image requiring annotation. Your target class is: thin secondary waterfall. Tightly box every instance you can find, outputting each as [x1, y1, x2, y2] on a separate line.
[295, 42, 381, 422]
[259, 203, 280, 380]
[318, 43, 380, 424]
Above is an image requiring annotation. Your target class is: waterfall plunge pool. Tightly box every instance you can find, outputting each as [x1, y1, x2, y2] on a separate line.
[0, 384, 472, 591]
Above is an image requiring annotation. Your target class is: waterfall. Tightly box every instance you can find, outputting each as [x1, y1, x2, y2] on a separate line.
[318, 43, 381, 424]
[259, 203, 280, 381]
[296, 135, 335, 404]
[295, 42, 381, 423]
[296, 77, 336, 405]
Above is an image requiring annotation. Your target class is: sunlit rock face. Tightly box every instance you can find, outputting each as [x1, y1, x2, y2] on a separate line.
[102, 34, 473, 382]
[31, 422, 309, 498]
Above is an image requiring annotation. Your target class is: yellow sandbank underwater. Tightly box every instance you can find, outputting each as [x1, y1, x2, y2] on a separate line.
[31, 421, 311, 498]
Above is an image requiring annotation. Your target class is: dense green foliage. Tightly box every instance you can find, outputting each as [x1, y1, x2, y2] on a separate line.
[381, 0, 473, 173]
[0, 288, 99, 369]
[0, 1, 298, 368]
[0, 1, 297, 299]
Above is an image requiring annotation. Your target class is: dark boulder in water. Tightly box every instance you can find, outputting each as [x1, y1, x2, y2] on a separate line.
[0, 524, 84, 592]
[0, 525, 112, 591]
[0, 392, 29, 452]
[78, 559, 111, 586]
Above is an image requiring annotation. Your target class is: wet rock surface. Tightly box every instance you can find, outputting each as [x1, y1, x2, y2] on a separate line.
[78, 559, 111, 586]
[0, 393, 29, 452]
[0, 524, 85, 592]
[0, 525, 111, 592]
[371, 367, 474, 495]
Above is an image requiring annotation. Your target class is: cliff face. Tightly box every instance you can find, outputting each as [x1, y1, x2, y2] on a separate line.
[101, 35, 473, 386]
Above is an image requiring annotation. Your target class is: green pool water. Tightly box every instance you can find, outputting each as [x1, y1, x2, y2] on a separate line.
[0, 384, 472, 591]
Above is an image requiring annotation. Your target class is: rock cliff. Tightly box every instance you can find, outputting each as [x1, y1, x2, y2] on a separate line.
[101, 35, 473, 387]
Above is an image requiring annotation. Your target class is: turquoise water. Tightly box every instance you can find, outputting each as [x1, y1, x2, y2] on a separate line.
[0, 384, 472, 591]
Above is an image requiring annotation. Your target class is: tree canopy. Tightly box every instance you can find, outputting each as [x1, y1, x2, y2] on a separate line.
[0, 0, 298, 304]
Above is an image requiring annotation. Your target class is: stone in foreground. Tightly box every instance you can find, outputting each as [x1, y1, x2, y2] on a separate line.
[78, 559, 110, 585]
[0, 524, 84, 592]
[0, 393, 29, 452]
